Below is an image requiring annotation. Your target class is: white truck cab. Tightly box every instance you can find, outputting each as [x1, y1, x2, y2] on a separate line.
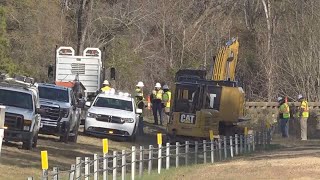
[84, 90, 142, 141]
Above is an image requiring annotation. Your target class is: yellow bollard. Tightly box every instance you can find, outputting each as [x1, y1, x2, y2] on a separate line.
[41, 151, 48, 170]
[209, 130, 214, 140]
[102, 139, 109, 154]
[245, 127, 248, 135]
[157, 133, 162, 145]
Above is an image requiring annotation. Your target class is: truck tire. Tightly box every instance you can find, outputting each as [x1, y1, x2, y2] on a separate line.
[22, 136, 33, 150]
[69, 119, 80, 143]
[60, 122, 70, 143]
[32, 133, 39, 148]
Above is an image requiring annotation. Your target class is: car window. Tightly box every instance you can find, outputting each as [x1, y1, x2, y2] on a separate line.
[0, 89, 33, 110]
[93, 97, 133, 112]
[38, 86, 69, 102]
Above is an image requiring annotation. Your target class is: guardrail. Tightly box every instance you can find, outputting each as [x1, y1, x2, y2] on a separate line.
[27, 130, 271, 180]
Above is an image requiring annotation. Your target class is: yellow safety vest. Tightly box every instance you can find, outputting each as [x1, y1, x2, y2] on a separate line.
[279, 103, 290, 119]
[101, 86, 111, 92]
[162, 91, 171, 108]
[153, 90, 163, 100]
[300, 100, 309, 118]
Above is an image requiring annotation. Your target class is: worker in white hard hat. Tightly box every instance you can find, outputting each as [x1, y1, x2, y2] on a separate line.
[162, 84, 171, 124]
[135, 81, 144, 97]
[150, 82, 164, 125]
[296, 94, 309, 140]
[278, 96, 290, 138]
[101, 80, 111, 92]
[135, 81, 146, 135]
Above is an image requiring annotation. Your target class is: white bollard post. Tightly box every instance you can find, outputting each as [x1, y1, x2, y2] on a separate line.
[166, 143, 170, 170]
[139, 146, 143, 178]
[235, 134, 239, 155]
[76, 157, 81, 180]
[176, 142, 179, 168]
[94, 154, 99, 180]
[103, 153, 108, 180]
[85, 157, 90, 180]
[158, 144, 162, 174]
[253, 132, 256, 151]
[148, 145, 153, 174]
[218, 138, 222, 161]
[240, 135, 243, 154]
[132, 146, 136, 180]
[0, 106, 6, 157]
[203, 140, 207, 164]
[223, 136, 227, 159]
[210, 140, 214, 163]
[185, 141, 189, 166]
[230, 136, 233, 158]
[195, 141, 198, 164]
[122, 150, 126, 180]
[113, 151, 117, 180]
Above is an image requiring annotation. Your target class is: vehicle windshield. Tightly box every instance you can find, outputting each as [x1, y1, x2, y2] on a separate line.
[38, 86, 69, 102]
[0, 89, 33, 110]
[173, 84, 200, 113]
[93, 97, 133, 111]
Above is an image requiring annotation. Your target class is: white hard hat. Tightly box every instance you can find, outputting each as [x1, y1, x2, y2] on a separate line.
[298, 94, 303, 99]
[155, 82, 161, 88]
[277, 97, 283, 101]
[103, 80, 109, 85]
[136, 81, 144, 87]
[163, 85, 169, 90]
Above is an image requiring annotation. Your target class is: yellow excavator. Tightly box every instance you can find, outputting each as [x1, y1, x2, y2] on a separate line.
[166, 37, 247, 142]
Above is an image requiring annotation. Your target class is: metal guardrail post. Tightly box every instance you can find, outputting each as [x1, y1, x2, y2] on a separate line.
[139, 146, 143, 177]
[235, 134, 239, 155]
[185, 141, 189, 166]
[253, 132, 256, 151]
[148, 145, 152, 174]
[218, 138, 222, 161]
[103, 153, 108, 180]
[113, 151, 117, 180]
[94, 154, 98, 180]
[223, 136, 227, 159]
[240, 135, 243, 154]
[210, 140, 214, 163]
[166, 143, 170, 170]
[76, 157, 81, 180]
[195, 141, 198, 164]
[85, 157, 90, 180]
[122, 150, 126, 180]
[230, 136, 234, 158]
[176, 142, 179, 168]
[53, 167, 59, 180]
[132, 146, 136, 180]
[203, 140, 207, 164]
[0, 106, 6, 157]
[69, 164, 76, 180]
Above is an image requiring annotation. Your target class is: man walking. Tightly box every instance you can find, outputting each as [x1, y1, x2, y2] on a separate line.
[297, 94, 309, 140]
[151, 82, 163, 125]
[278, 96, 290, 138]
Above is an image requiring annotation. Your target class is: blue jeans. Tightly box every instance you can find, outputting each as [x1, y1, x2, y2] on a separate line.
[280, 118, 289, 137]
[152, 103, 163, 125]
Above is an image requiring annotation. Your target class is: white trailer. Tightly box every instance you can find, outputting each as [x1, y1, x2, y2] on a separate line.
[55, 47, 103, 99]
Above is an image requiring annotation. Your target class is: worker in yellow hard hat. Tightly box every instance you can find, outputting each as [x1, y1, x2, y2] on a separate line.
[297, 94, 309, 140]
[162, 84, 171, 124]
[101, 80, 111, 92]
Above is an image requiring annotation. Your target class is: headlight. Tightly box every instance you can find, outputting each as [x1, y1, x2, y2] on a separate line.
[23, 119, 32, 131]
[60, 108, 70, 118]
[87, 112, 98, 118]
[122, 118, 134, 123]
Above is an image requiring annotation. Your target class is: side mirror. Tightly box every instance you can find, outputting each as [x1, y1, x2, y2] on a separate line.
[85, 101, 91, 107]
[36, 108, 46, 115]
[110, 67, 116, 80]
[136, 108, 142, 114]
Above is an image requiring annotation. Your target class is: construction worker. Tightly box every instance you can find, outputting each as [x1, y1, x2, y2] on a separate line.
[135, 81, 144, 97]
[278, 96, 290, 138]
[162, 84, 171, 124]
[297, 94, 309, 140]
[135, 90, 145, 135]
[101, 80, 111, 92]
[150, 82, 163, 125]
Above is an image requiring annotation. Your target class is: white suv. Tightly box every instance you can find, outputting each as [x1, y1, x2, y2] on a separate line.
[84, 91, 142, 141]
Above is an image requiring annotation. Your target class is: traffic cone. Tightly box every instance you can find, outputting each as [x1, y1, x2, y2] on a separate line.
[147, 96, 151, 110]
